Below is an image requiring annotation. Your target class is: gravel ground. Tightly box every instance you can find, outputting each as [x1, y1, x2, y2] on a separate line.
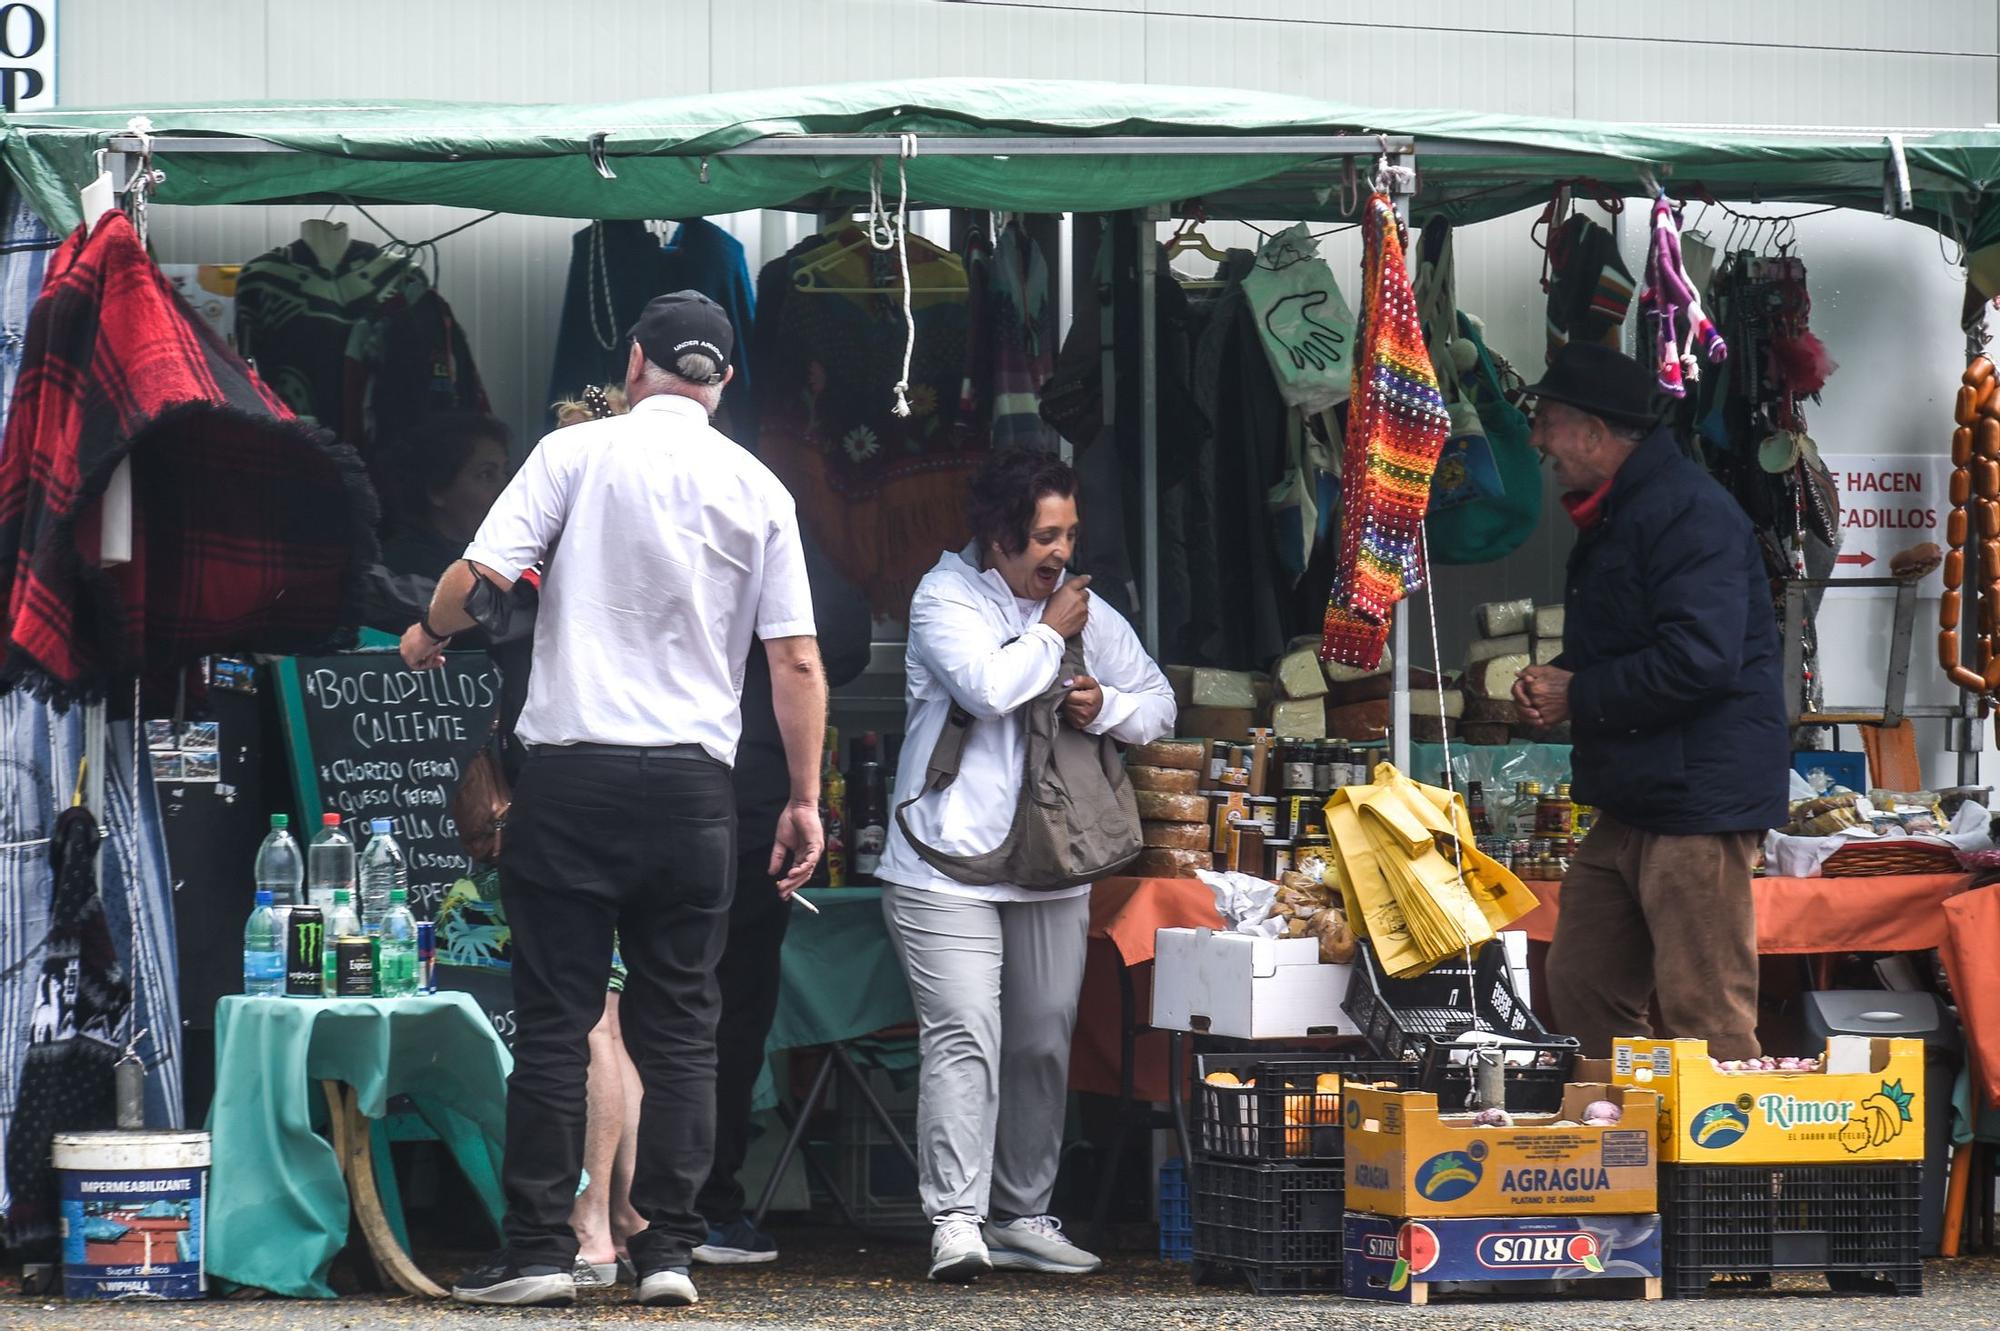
[6, 1229, 1998, 1331]
[3, 1231, 2000, 1327]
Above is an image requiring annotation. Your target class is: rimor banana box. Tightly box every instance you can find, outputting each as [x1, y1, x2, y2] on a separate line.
[1610, 1037, 1924, 1164]
[1342, 1084, 1659, 1218]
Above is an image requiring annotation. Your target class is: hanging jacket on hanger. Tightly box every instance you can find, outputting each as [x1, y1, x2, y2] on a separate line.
[752, 224, 978, 618]
[234, 236, 415, 444]
[546, 219, 757, 439]
[355, 271, 490, 445]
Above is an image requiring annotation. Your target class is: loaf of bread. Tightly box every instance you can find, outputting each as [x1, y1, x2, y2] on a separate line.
[1132, 847, 1212, 878]
[1142, 821, 1211, 851]
[1128, 764, 1201, 794]
[1136, 791, 1209, 822]
[1129, 740, 1205, 772]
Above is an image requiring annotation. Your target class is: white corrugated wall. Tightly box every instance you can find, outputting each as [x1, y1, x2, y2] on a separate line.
[51, 0, 2000, 781]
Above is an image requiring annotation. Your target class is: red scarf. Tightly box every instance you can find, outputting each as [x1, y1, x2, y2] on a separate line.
[1562, 477, 1616, 530]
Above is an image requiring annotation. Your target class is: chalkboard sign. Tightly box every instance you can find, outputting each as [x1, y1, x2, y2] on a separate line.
[273, 651, 500, 918]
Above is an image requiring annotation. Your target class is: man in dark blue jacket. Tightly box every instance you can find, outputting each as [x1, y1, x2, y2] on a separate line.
[1513, 343, 1788, 1061]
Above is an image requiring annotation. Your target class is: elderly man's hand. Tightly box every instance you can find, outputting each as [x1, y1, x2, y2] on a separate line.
[1514, 665, 1573, 729]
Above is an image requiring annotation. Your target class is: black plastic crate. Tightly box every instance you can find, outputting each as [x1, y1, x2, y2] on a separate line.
[1193, 1259, 1344, 1296]
[1661, 1163, 1923, 1298]
[1342, 939, 1578, 1113]
[1193, 1052, 1416, 1163]
[1191, 1159, 1344, 1294]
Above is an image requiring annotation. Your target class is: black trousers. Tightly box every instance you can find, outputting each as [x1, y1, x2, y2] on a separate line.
[695, 847, 794, 1226]
[497, 749, 735, 1270]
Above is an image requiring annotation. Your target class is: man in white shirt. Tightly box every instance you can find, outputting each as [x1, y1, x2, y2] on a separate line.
[401, 292, 826, 1311]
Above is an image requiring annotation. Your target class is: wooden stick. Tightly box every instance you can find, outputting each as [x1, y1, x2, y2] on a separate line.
[1944, 1140, 1975, 1258]
[335, 1083, 448, 1298]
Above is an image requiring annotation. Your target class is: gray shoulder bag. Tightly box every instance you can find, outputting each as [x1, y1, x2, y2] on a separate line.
[894, 637, 1144, 891]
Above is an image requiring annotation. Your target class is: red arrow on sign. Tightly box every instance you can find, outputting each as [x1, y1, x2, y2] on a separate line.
[1836, 552, 1876, 567]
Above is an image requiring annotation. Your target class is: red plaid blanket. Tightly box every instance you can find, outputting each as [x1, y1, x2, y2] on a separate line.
[0, 213, 378, 701]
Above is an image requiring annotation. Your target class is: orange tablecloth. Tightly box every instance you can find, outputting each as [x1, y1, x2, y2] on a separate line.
[1942, 884, 2000, 1108]
[1511, 873, 1975, 954]
[1071, 877, 1224, 1102]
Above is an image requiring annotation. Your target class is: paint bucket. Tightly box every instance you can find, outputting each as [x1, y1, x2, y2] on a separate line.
[54, 1130, 209, 1299]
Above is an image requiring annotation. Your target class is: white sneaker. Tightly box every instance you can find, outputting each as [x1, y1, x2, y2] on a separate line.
[929, 1215, 992, 1283]
[983, 1216, 1104, 1274]
[635, 1266, 698, 1307]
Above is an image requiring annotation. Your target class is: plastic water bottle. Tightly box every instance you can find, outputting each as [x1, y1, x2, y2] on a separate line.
[242, 890, 284, 996]
[255, 813, 303, 907]
[322, 887, 362, 997]
[358, 819, 406, 932]
[376, 888, 420, 998]
[306, 813, 355, 914]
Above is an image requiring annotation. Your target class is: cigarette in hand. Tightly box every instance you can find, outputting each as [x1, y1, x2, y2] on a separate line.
[791, 892, 821, 915]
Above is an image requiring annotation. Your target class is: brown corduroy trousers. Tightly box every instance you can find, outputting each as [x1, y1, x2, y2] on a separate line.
[1546, 814, 1762, 1061]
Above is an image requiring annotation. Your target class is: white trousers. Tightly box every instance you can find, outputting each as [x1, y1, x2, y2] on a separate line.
[881, 886, 1090, 1221]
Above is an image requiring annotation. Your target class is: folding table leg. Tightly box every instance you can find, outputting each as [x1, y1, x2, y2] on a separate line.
[750, 1053, 839, 1227]
[1089, 964, 1142, 1249]
[832, 1043, 920, 1173]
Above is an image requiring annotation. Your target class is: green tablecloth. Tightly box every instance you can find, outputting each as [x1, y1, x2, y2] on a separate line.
[208, 993, 511, 1299]
[756, 887, 918, 1108]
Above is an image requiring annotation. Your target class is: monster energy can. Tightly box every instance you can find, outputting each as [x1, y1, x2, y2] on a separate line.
[283, 907, 325, 997]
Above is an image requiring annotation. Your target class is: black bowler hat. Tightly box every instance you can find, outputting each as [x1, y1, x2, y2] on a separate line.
[1519, 342, 1663, 430]
[626, 290, 734, 382]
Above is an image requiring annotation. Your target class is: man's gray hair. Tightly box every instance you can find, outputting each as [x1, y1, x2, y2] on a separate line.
[635, 351, 726, 413]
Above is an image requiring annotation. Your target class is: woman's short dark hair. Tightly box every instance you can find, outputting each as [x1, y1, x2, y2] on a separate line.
[967, 448, 1078, 556]
[383, 411, 510, 532]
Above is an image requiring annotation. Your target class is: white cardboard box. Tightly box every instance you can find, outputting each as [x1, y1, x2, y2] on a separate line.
[1151, 926, 1357, 1039]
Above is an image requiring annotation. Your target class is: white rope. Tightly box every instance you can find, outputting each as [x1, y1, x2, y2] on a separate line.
[1417, 525, 1482, 1043]
[866, 134, 919, 418]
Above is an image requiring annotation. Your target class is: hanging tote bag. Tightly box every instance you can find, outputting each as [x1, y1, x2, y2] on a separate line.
[1240, 223, 1357, 415]
[893, 638, 1143, 890]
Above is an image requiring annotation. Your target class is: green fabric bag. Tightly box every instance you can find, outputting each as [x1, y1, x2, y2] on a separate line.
[1425, 313, 1542, 565]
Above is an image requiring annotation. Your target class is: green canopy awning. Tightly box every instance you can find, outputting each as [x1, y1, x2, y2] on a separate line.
[3, 78, 1997, 241]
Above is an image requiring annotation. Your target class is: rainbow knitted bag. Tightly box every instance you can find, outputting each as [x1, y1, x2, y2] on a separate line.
[1321, 195, 1451, 670]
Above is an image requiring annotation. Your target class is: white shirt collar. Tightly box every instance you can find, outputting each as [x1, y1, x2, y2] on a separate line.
[631, 393, 712, 422]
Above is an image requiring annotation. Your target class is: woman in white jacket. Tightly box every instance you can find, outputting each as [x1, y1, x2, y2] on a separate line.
[877, 449, 1176, 1283]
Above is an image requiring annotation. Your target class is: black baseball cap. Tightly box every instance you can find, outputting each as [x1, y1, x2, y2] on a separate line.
[1519, 342, 1663, 430]
[626, 291, 734, 383]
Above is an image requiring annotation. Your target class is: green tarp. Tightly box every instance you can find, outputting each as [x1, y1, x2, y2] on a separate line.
[4, 78, 2000, 239]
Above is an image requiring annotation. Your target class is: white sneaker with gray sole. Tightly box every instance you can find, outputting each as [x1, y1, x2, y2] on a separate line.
[929, 1215, 992, 1283]
[636, 1266, 699, 1307]
[983, 1216, 1104, 1274]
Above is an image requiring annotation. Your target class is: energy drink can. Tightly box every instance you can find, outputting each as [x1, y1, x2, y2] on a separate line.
[417, 920, 436, 994]
[335, 936, 375, 997]
[283, 907, 324, 997]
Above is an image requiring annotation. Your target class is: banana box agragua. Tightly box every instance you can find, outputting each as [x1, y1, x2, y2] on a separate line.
[1343, 1084, 1660, 1218]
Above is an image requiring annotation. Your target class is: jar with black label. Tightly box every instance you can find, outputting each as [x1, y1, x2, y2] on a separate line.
[1313, 742, 1336, 794]
[1281, 740, 1316, 798]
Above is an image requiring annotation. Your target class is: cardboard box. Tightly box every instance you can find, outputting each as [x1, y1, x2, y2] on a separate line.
[1150, 927, 1357, 1039]
[1610, 1036, 1925, 1164]
[1342, 1085, 1659, 1218]
[1342, 1212, 1662, 1305]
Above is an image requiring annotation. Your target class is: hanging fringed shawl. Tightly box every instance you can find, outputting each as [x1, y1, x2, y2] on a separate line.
[1321, 195, 1451, 670]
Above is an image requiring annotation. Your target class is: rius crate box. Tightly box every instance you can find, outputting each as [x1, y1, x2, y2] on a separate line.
[1151, 927, 1358, 1040]
[1342, 1084, 1659, 1218]
[1607, 1037, 1924, 1164]
[1342, 1212, 1663, 1305]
